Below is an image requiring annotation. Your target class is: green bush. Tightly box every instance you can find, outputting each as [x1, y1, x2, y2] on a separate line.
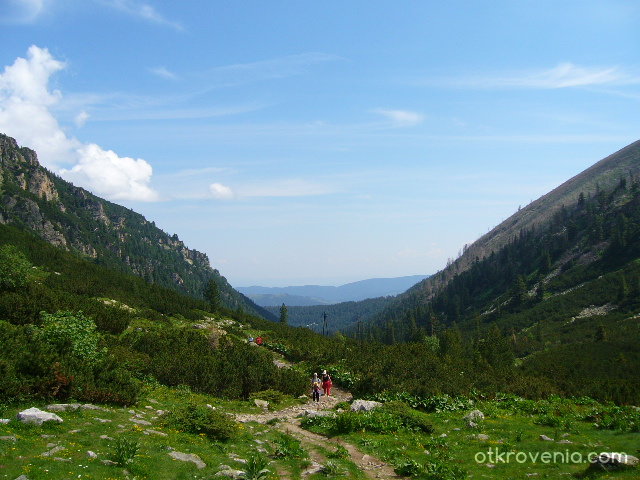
[111, 435, 139, 466]
[38, 311, 105, 366]
[249, 389, 286, 406]
[382, 401, 434, 433]
[273, 433, 307, 459]
[162, 403, 237, 441]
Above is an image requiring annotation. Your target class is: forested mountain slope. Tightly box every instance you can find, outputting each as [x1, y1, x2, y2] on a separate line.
[398, 140, 640, 307]
[0, 134, 272, 319]
[362, 141, 640, 337]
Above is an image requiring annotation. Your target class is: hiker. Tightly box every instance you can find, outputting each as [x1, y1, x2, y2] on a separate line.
[311, 373, 321, 402]
[321, 370, 333, 396]
[248, 336, 254, 344]
[255, 336, 263, 346]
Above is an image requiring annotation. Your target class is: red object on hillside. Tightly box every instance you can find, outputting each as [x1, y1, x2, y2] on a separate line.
[255, 336, 263, 345]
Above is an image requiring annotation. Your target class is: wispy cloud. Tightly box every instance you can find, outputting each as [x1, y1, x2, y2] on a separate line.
[199, 52, 343, 88]
[372, 109, 424, 127]
[149, 66, 178, 80]
[0, 0, 47, 24]
[99, 0, 183, 31]
[429, 63, 640, 89]
[209, 182, 234, 200]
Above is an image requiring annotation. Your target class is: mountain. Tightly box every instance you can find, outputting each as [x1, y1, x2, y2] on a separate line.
[0, 134, 273, 320]
[239, 274, 429, 306]
[358, 140, 640, 345]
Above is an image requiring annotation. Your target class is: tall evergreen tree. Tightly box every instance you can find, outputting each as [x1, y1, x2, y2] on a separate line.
[279, 303, 288, 325]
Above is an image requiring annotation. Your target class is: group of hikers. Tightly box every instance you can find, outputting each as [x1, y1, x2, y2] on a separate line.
[247, 336, 263, 345]
[311, 370, 332, 402]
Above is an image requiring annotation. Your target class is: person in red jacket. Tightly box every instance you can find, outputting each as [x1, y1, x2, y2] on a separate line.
[255, 336, 263, 346]
[321, 370, 332, 396]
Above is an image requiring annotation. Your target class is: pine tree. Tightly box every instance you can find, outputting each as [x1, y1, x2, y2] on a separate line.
[279, 303, 288, 325]
[205, 279, 221, 311]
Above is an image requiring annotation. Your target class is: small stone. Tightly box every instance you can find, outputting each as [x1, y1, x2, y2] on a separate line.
[539, 435, 554, 442]
[42, 445, 66, 457]
[256, 447, 267, 453]
[130, 418, 152, 426]
[350, 399, 382, 412]
[464, 410, 485, 422]
[148, 398, 159, 404]
[68, 429, 81, 434]
[558, 439, 572, 444]
[128, 410, 135, 414]
[81, 404, 105, 411]
[440, 433, 448, 438]
[453, 428, 461, 431]
[40, 434, 56, 439]
[15, 475, 30, 480]
[0, 435, 17, 442]
[486, 463, 496, 468]
[0, 419, 9, 424]
[145, 406, 154, 410]
[214, 469, 244, 478]
[46, 443, 56, 448]
[467, 421, 478, 429]
[302, 461, 323, 475]
[476, 434, 490, 441]
[206, 404, 215, 410]
[254, 399, 269, 410]
[169, 451, 206, 469]
[144, 429, 168, 437]
[87, 451, 98, 458]
[101, 459, 118, 466]
[95, 418, 111, 423]
[45, 403, 80, 412]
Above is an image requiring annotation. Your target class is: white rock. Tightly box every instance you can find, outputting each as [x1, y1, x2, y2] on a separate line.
[144, 429, 168, 437]
[254, 399, 269, 410]
[590, 452, 639, 469]
[350, 400, 382, 412]
[0, 419, 9, 424]
[130, 418, 152, 426]
[45, 404, 81, 412]
[214, 469, 244, 479]
[539, 435, 554, 442]
[17, 408, 63, 425]
[42, 445, 66, 457]
[169, 451, 206, 469]
[0, 435, 17, 442]
[463, 410, 485, 422]
[87, 451, 98, 458]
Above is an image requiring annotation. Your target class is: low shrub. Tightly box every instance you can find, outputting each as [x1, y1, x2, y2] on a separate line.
[162, 403, 237, 441]
[382, 401, 434, 433]
[249, 389, 286, 406]
[273, 433, 307, 459]
[111, 435, 139, 466]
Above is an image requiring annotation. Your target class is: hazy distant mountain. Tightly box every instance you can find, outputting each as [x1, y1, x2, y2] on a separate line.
[238, 275, 430, 306]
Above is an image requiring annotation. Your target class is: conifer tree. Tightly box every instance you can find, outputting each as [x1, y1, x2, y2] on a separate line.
[279, 303, 288, 325]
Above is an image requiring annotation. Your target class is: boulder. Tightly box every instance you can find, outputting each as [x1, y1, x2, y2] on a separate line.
[17, 408, 63, 425]
[476, 434, 490, 441]
[539, 435, 554, 442]
[350, 400, 382, 412]
[590, 452, 639, 470]
[463, 410, 485, 422]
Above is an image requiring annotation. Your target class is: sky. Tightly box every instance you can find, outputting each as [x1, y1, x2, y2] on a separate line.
[1, 1, 639, 287]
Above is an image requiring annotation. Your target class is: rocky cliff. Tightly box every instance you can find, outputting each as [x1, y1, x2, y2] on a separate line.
[0, 134, 272, 319]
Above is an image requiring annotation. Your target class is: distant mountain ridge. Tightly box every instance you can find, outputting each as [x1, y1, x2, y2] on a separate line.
[0, 133, 273, 319]
[239, 275, 430, 306]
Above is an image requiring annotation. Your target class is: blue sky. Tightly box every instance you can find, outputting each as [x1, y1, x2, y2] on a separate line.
[1, 1, 639, 286]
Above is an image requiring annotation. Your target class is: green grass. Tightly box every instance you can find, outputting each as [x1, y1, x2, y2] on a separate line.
[301, 398, 640, 479]
[0, 384, 308, 480]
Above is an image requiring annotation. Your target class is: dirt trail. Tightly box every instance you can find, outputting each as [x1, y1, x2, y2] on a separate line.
[234, 356, 405, 479]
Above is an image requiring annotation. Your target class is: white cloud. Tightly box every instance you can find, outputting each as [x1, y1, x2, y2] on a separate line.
[0, 0, 46, 24]
[74, 110, 89, 127]
[0, 45, 159, 202]
[372, 109, 424, 127]
[62, 144, 158, 201]
[441, 63, 640, 89]
[210, 182, 234, 200]
[100, 0, 183, 31]
[149, 66, 178, 80]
